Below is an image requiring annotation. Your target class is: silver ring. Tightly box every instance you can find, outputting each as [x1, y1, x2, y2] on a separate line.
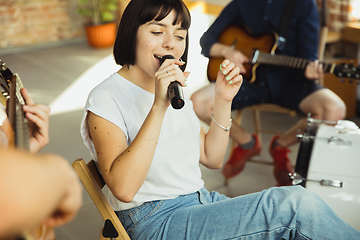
[166, 71, 170, 76]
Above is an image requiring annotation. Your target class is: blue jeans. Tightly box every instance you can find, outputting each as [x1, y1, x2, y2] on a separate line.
[116, 186, 360, 239]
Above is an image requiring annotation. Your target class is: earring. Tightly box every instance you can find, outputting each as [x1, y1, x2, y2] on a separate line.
[128, 64, 132, 70]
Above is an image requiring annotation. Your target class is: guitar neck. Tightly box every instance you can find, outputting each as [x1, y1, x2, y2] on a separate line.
[253, 51, 335, 73]
[7, 74, 30, 151]
[1, 60, 30, 150]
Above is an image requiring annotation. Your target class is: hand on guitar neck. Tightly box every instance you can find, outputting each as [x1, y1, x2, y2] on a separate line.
[304, 60, 324, 81]
[19, 88, 50, 154]
[0, 60, 50, 154]
[0, 88, 50, 154]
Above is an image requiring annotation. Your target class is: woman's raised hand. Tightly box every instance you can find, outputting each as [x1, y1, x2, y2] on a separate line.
[215, 59, 243, 102]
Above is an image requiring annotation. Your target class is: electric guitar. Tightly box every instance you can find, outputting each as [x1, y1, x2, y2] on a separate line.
[207, 25, 360, 83]
[0, 60, 55, 240]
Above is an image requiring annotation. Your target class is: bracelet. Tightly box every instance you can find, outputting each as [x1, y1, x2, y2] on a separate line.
[211, 114, 232, 131]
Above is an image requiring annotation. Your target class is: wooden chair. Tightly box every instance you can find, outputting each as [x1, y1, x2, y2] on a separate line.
[72, 158, 131, 240]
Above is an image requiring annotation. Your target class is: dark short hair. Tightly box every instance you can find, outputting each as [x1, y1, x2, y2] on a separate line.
[113, 0, 191, 71]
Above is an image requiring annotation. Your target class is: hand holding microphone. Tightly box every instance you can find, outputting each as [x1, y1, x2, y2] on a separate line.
[160, 55, 185, 110]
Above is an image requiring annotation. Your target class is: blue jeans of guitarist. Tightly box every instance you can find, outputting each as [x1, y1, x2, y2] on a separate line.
[231, 69, 324, 112]
[116, 186, 360, 239]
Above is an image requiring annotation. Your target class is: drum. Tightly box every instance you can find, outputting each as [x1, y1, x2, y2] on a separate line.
[293, 118, 360, 231]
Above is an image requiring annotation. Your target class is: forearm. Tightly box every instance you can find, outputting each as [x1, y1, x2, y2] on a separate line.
[209, 43, 231, 58]
[202, 96, 232, 168]
[0, 149, 76, 237]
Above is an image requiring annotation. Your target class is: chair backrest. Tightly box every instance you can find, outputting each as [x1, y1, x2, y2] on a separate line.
[72, 158, 131, 240]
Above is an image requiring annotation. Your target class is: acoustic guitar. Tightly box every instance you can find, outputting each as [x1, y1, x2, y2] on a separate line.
[207, 24, 360, 83]
[0, 60, 55, 240]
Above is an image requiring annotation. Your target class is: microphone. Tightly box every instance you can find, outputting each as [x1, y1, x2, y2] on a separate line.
[160, 55, 185, 110]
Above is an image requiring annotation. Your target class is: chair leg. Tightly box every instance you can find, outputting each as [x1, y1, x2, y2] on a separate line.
[224, 177, 229, 186]
[100, 228, 106, 240]
[253, 109, 262, 144]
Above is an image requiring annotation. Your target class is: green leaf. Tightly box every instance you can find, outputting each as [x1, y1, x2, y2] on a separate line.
[77, 0, 120, 23]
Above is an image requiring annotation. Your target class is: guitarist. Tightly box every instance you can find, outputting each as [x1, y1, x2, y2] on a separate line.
[191, 0, 346, 186]
[0, 88, 82, 239]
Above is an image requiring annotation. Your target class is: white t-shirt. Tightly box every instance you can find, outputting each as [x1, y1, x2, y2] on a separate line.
[81, 73, 204, 211]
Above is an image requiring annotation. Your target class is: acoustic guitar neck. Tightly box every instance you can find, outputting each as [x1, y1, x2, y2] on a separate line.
[0, 61, 29, 150]
[251, 49, 335, 73]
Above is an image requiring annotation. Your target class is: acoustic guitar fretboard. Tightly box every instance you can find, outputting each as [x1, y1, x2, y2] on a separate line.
[252, 51, 334, 74]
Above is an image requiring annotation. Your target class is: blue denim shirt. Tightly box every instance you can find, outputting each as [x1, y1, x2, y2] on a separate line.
[200, 0, 320, 97]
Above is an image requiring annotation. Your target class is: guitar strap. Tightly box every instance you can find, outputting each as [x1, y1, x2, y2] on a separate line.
[277, 0, 297, 51]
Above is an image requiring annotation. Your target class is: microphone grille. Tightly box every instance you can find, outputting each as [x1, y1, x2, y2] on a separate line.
[160, 55, 175, 66]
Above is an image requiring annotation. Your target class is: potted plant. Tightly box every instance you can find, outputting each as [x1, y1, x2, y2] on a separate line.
[77, 0, 120, 48]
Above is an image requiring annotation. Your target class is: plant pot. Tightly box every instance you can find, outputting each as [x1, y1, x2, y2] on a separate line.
[85, 22, 116, 48]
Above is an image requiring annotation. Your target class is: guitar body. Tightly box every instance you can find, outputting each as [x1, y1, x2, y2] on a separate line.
[207, 25, 277, 82]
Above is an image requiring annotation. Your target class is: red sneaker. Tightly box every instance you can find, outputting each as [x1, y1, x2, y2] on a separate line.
[222, 134, 262, 178]
[269, 135, 293, 186]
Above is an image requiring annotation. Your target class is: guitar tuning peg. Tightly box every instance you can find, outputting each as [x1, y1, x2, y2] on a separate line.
[296, 129, 305, 142]
[0, 62, 6, 72]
